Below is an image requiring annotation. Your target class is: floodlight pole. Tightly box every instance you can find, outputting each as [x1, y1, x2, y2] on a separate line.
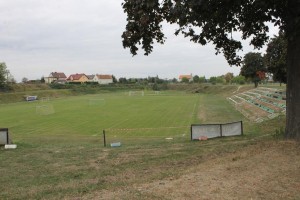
[103, 130, 106, 147]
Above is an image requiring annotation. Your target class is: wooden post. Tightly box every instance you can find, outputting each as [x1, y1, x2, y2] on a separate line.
[103, 130, 106, 147]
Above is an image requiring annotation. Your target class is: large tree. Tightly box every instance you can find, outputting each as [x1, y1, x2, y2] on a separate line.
[121, 0, 300, 140]
[224, 72, 234, 84]
[193, 75, 200, 83]
[264, 31, 287, 85]
[240, 52, 266, 88]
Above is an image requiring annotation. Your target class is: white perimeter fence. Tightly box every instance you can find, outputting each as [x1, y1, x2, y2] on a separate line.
[191, 121, 243, 140]
[0, 128, 9, 145]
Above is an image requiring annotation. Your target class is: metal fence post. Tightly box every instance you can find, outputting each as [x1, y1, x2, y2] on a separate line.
[103, 130, 106, 147]
[190, 125, 193, 141]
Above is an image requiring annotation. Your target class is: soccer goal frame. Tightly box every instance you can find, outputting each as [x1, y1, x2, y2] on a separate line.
[191, 121, 243, 140]
[128, 91, 145, 96]
[41, 97, 50, 102]
[36, 104, 55, 115]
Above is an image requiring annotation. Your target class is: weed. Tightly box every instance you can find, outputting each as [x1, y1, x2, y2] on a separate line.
[273, 126, 285, 139]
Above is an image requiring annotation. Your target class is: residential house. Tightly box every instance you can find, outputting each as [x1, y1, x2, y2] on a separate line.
[67, 73, 89, 83]
[96, 74, 113, 85]
[87, 75, 99, 83]
[179, 74, 193, 82]
[45, 72, 67, 84]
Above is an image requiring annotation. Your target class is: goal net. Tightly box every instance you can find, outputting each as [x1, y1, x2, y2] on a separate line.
[191, 121, 243, 140]
[41, 97, 50, 102]
[129, 91, 144, 96]
[36, 104, 55, 115]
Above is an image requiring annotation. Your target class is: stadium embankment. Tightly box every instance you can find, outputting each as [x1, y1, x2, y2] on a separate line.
[0, 89, 74, 104]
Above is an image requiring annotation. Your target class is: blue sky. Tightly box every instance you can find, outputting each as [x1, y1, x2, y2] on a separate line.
[0, 0, 279, 82]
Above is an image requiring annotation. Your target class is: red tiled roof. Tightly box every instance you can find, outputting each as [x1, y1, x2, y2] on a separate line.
[67, 73, 86, 80]
[179, 75, 192, 79]
[97, 74, 112, 79]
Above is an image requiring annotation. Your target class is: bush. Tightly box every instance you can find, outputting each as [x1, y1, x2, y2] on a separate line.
[232, 76, 246, 85]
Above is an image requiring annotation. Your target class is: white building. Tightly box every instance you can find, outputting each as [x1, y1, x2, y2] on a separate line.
[86, 74, 113, 84]
[44, 72, 67, 84]
[97, 74, 113, 84]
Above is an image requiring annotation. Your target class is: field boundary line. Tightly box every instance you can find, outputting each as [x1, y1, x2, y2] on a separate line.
[190, 95, 201, 125]
[106, 126, 189, 131]
[106, 119, 129, 130]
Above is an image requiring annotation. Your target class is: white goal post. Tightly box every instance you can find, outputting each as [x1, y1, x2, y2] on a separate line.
[128, 91, 144, 96]
[36, 104, 55, 115]
[41, 97, 50, 102]
[191, 121, 243, 140]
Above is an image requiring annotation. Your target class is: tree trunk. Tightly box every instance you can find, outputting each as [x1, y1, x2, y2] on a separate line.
[286, 0, 300, 140]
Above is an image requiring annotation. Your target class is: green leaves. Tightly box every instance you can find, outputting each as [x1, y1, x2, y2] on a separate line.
[122, 0, 165, 56]
[122, 0, 287, 66]
[0, 62, 8, 89]
[264, 31, 287, 83]
[240, 52, 266, 87]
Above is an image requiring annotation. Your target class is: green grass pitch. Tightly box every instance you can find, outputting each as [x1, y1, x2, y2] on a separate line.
[0, 91, 243, 145]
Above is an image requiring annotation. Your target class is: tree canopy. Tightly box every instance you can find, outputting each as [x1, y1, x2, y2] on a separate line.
[193, 75, 200, 83]
[122, 0, 300, 140]
[224, 72, 234, 84]
[231, 75, 246, 85]
[240, 52, 266, 87]
[0, 62, 9, 89]
[122, 0, 286, 65]
[181, 77, 189, 83]
[264, 31, 287, 84]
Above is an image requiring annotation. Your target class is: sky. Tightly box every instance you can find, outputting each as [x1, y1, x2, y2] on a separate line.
[0, 0, 279, 82]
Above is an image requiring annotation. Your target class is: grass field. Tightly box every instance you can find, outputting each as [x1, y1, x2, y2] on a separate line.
[0, 90, 243, 145]
[1, 88, 297, 200]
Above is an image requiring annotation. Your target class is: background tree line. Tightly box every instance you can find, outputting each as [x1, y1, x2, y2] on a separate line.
[241, 32, 287, 88]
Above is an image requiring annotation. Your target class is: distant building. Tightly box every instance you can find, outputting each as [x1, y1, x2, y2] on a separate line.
[179, 74, 193, 82]
[45, 72, 67, 84]
[67, 73, 89, 83]
[96, 74, 113, 85]
[86, 75, 98, 83]
[85, 74, 113, 84]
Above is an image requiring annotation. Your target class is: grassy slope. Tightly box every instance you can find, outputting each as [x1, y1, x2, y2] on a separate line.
[0, 87, 292, 200]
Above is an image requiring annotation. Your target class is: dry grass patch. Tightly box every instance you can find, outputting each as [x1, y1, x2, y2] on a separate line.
[85, 140, 300, 200]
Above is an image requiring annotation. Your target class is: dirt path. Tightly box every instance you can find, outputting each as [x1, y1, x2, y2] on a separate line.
[83, 140, 300, 200]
